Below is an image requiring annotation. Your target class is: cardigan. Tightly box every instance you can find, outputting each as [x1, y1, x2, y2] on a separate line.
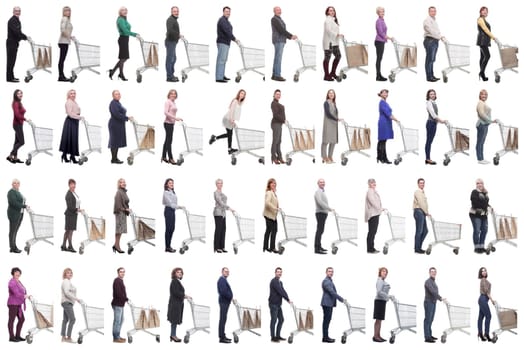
[476, 100, 492, 126]
[65, 99, 81, 119]
[58, 16, 73, 44]
[165, 15, 180, 42]
[7, 278, 26, 306]
[424, 277, 442, 303]
[113, 188, 129, 215]
[7, 188, 26, 222]
[375, 17, 388, 42]
[12, 101, 26, 126]
[213, 191, 230, 217]
[365, 188, 382, 222]
[375, 278, 391, 301]
[61, 278, 77, 304]
[469, 189, 489, 217]
[263, 190, 279, 220]
[271, 99, 286, 124]
[323, 16, 339, 50]
[314, 188, 331, 214]
[164, 99, 178, 124]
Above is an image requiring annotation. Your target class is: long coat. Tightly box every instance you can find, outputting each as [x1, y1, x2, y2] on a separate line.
[377, 99, 394, 140]
[167, 278, 185, 324]
[108, 99, 128, 148]
[7, 188, 25, 222]
[64, 190, 78, 230]
[322, 100, 338, 144]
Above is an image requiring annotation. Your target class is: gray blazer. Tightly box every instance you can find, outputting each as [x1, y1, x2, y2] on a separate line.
[213, 191, 230, 217]
[321, 277, 344, 307]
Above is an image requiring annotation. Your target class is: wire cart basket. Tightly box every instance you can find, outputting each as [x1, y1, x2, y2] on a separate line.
[443, 121, 469, 166]
[184, 299, 210, 343]
[382, 211, 406, 255]
[440, 301, 470, 343]
[127, 300, 160, 343]
[277, 209, 307, 254]
[136, 38, 159, 82]
[180, 37, 209, 82]
[288, 303, 314, 344]
[178, 207, 206, 254]
[340, 301, 365, 344]
[127, 212, 155, 254]
[232, 126, 265, 165]
[284, 121, 315, 165]
[293, 40, 316, 82]
[26, 296, 53, 344]
[337, 39, 368, 81]
[25, 39, 52, 82]
[426, 217, 461, 255]
[24, 208, 54, 255]
[232, 212, 255, 254]
[441, 40, 470, 83]
[388, 39, 417, 83]
[78, 119, 102, 165]
[77, 301, 104, 344]
[232, 300, 261, 343]
[235, 41, 265, 82]
[491, 302, 517, 343]
[173, 122, 203, 165]
[493, 121, 518, 165]
[393, 121, 418, 165]
[70, 38, 100, 82]
[486, 209, 517, 254]
[25, 120, 53, 166]
[341, 122, 371, 166]
[389, 299, 416, 344]
[79, 211, 105, 255]
[331, 213, 358, 255]
[127, 120, 154, 165]
[494, 41, 518, 83]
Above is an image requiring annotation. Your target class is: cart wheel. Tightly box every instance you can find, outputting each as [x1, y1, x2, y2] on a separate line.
[183, 335, 190, 344]
[77, 336, 83, 344]
[491, 334, 497, 343]
[25, 159, 31, 166]
[25, 244, 30, 255]
[137, 74, 142, 83]
[286, 158, 292, 166]
[179, 248, 185, 255]
[128, 336, 133, 343]
[156, 335, 160, 343]
[127, 157, 133, 165]
[341, 335, 347, 344]
[493, 157, 499, 166]
[278, 246, 285, 255]
[287, 335, 293, 344]
[453, 247, 459, 255]
[389, 335, 395, 344]
[176, 157, 184, 166]
[394, 159, 400, 165]
[443, 75, 448, 83]
[490, 246, 496, 253]
[259, 157, 265, 165]
[235, 76, 241, 83]
[312, 158, 315, 163]
[341, 157, 348, 166]
[383, 246, 389, 255]
[233, 247, 238, 254]
[441, 334, 447, 343]
[70, 72, 77, 82]
[24, 76, 31, 83]
[342, 73, 347, 80]
[233, 334, 239, 343]
[332, 246, 338, 255]
[293, 74, 299, 82]
[181, 73, 188, 83]
[79, 246, 84, 255]
[78, 159, 84, 165]
[425, 247, 432, 255]
[336, 75, 342, 82]
[231, 157, 237, 165]
[388, 74, 395, 83]
[495, 74, 501, 83]
[127, 247, 134, 255]
[27, 335, 33, 344]
[443, 158, 450, 166]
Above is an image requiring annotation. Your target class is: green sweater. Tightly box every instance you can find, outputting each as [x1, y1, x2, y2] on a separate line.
[7, 189, 25, 222]
[117, 16, 137, 37]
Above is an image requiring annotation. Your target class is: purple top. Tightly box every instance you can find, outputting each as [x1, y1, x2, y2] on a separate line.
[375, 17, 387, 42]
[7, 278, 26, 313]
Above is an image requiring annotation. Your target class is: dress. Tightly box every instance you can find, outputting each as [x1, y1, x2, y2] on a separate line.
[114, 188, 130, 233]
[377, 99, 393, 140]
[59, 99, 81, 156]
[108, 99, 128, 149]
[64, 190, 79, 230]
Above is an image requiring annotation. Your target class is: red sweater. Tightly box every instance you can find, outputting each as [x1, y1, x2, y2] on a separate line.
[12, 101, 26, 125]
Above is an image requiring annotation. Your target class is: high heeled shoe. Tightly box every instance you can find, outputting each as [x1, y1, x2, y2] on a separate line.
[112, 245, 125, 254]
[67, 246, 77, 253]
[479, 73, 488, 82]
[61, 245, 66, 251]
[477, 333, 487, 341]
[271, 159, 281, 164]
[161, 158, 170, 164]
[170, 336, 181, 343]
[70, 156, 78, 164]
[484, 333, 492, 342]
[61, 154, 70, 163]
[118, 74, 128, 81]
[108, 69, 115, 80]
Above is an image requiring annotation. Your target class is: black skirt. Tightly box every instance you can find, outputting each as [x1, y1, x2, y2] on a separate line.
[59, 116, 80, 156]
[118, 36, 130, 59]
[65, 213, 78, 231]
[373, 299, 387, 320]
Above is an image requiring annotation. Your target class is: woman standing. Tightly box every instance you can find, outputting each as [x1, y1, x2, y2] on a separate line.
[213, 179, 235, 253]
[62, 179, 81, 253]
[373, 267, 393, 342]
[321, 89, 343, 164]
[322, 6, 343, 81]
[424, 89, 446, 165]
[209, 89, 246, 155]
[109, 7, 140, 80]
[162, 89, 183, 164]
[59, 89, 83, 164]
[469, 179, 490, 253]
[7, 90, 30, 164]
[113, 178, 130, 253]
[61, 268, 81, 343]
[477, 267, 495, 342]
[270, 89, 285, 164]
[108, 90, 134, 164]
[477, 7, 496, 81]
[7, 179, 28, 254]
[476, 89, 496, 164]
[365, 179, 383, 254]
[7, 267, 29, 342]
[57, 6, 73, 82]
[375, 7, 391, 81]
[263, 178, 279, 253]
[168, 268, 191, 342]
[377, 89, 399, 164]
[163, 178, 182, 253]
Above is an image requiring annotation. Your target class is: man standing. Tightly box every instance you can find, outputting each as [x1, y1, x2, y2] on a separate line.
[423, 267, 445, 343]
[7, 179, 28, 253]
[111, 267, 128, 343]
[217, 267, 233, 343]
[270, 7, 297, 82]
[268, 267, 291, 343]
[314, 179, 333, 254]
[423, 6, 445, 82]
[270, 89, 285, 164]
[6, 6, 28, 82]
[215, 7, 238, 83]
[413, 178, 430, 254]
[320, 267, 345, 343]
[165, 6, 181, 82]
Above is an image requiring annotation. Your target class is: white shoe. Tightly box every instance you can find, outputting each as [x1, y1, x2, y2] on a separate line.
[478, 160, 490, 164]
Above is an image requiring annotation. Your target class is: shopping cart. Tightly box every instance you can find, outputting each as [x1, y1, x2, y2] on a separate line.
[79, 211, 105, 255]
[78, 119, 102, 165]
[493, 121, 518, 165]
[127, 212, 155, 254]
[382, 211, 406, 255]
[288, 303, 314, 344]
[340, 301, 365, 344]
[388, 39, 417, 83]
[494, 41, 518, 83]
[293, 40, 316, 82]
[440, 301, 470, 343]
[127, 300, 160, 343]
[136, 38, 159, 83]
[77, 301, 104, 344]
[441, 40, 470, 83]
[26, 296, 53, 344]
[443, 121, 469, 166]
[486, 209, 517, 254]
[70, 38, 100, 82]
[178, 207, 206, 254]
[232, 300, 261, 343]
[184, 299, 210, 343]
[25, 38, 52, 82]
[389, 299, 416, 344]
[284, 121, 315, 165]
[426, 217, 461, 255]
[173, 122, 203, 166]
[393, 121, 418, 165]
[235, 41, 265, 82]
[277, 209, 307, 254]
[231, 126, 265, 165]
[337, 39, 368, 81]
[232, 212, 255, 254]
[25, 120, 53, 166]
[340, 123, 371, 166]
[491, 302, 517, 343]
[180, 38, 209, 82]
[24, 208, 54, 255]
[127, 119, 154, 165]
[331, 213, 358, 255]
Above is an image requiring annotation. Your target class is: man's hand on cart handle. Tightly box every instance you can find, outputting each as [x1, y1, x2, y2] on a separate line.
[291, 35, 297, 40]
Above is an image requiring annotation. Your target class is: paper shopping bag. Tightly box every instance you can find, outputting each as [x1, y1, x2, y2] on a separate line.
[408, 46, 417, 67]
[148, 309, 160, 328]
[139, 127, 155, 149]
[500, 47, 518, 69]
[136, 309, 147, 329]
[513, 128, 518, 150]
[504, 218, 512, 239]
[497, 218, 506, 240]
[499, 310, 517, 330]
[241, 310, 250, 330]
[511, 217, 518, 239]
[36, 310, 53, 328]
[350, 129, 358, 150]
[298, 312, 305, 331]
[400, 47, 410, 68]
[298, 131, 307, 151]
[254, 309, 261, 328]
[306, 310, 314, 329]
[306, 130, 315, 150]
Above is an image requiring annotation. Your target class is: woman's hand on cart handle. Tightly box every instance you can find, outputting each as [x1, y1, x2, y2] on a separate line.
[230, 208, 236, 214]
[440, 36, 447, 43]
[389, 295, 396, 302]
[128, 116, 135, 122]
[185, 295, 192, 300]
[176, 117, 183, 122]
[337, 117, 344, 122]
[291, 35, 298, 40]
[494, 38, 500, 46]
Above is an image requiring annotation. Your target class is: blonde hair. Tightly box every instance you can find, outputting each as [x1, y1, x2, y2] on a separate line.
[67, 89, 76, 99]
[118, 7, 127, 17]
[63, 6, 71, 17]
[376, 6, 384, 15]
[117, 178, 125, 189]
[63, 268, 73, 279]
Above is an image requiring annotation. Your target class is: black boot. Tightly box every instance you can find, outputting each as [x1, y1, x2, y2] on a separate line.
[330, 57, 341, 80]
[110, 148, 123, 164]
[323, 60, 333, 81]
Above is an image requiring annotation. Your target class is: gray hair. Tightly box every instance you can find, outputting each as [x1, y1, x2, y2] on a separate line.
[368, 178, 376, 185]
[376, 6, 384, 15]
[215, 178, 223, 185]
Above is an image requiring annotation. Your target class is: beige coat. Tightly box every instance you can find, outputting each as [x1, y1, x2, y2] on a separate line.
[263, 190, 279, 220]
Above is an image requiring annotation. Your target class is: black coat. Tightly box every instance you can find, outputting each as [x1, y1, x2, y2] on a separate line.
[167, 278, 184, 324]
[108, 99, 128, 148]
[476, 18, 492, 47]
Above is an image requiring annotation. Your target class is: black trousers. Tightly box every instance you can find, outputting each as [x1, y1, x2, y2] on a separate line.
[216, 128, 233, 149]
[9, 216, 23, 250]
[263, 216, 278, 250]
[218, 302, 230, 339]
[367, 215, 380, 252]
[164, 207, 175, 250]
[214, 216, 226, 250]
[6, 40, 19, 80]
[479, 45, 491, 75]
[315, 212, 328, 250]
[11, 124, 25, 157]
[58, 43, 69, 78]
[375, 41, 385, 76]
[163, 122, 174, 159]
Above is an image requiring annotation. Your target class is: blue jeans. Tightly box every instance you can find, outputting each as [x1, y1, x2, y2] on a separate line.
[476, 123, 489, 161]
[414, 209, 428, 251]
[215, 43, 230, 80]
[424, 38, 439, 80]
[269, 303, 284, 338]
[170, 322, 177, 337]
[112, 306, 124, 340]
[322, 306, 333, 339]
[478, 294, 491, 335]
[164, 207, 175, 250]
[423, 300, 436, 339]
[165, 40, 177, 79]
[272, 42, 285, 77]
[471, 215, 488, 249]
[218, 302, 230, 339]
[425, 119, 437, 160]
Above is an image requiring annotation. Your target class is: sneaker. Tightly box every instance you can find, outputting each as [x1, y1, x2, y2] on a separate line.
[478, 160, 490, 164]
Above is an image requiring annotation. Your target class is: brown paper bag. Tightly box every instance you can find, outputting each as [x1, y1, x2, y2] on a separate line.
[298, 131, 307, 151]
[292, 133, 300, 151]
[350, 129, 358, 150]
[36, 310, 53, 328]
[254, 309, 261, 328]
[513, 128, 518, 150]
[136, 309, 147, 329]
[43, 47, 51, 67]
[408, 47, 417, 67]
[138, 220, 155, 240]
[306, 310, 314, 329]
[306, 130, 315, 150]
[511, 217, 518, 239]
[506, 129, 513, 150]
[504, 218, 512, 239]
[139, 127, 155, 149]
[400, 47, 410, 68]
[356, 129, 364, 150]
[148, 309, 160, 328]
[461, 133, 470, 150]
[347, 45, 366, 67]
[363, 128, 371, 149]
[36, 48, 43, 68]
[498, 218, 506, 240]
[500, 47, 518, 68]
[498, 310, 517, 330]
[361, 45, 368, 66]
[241, 310, 251, 330]
[298, 312, 304, 331]
[454, 131, 462, 151]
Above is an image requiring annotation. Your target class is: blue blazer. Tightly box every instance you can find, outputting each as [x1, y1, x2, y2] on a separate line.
[217, 276, 233, 304]
[321, 277, 344, 307]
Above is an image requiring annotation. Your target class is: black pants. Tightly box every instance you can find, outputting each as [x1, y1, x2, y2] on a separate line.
[367, 215, 380, 252]
[377, 140, 388, 161]
[263, 216, 278, 250]
[163, 122, 174, 159]
[216, 128, 233, 149]
[58, 43, 69, 78]
[214, 216, 226, 251]
[218, 302, 230, 339]
[9, 216, 23, 250]
[6, 40, 19, 80]
[479, 45, 491, 75]
[164, 207, 175, 250]
[375, 41, 385, 77]
[315, 212, 328, 250]
[10, 124, 25, 157]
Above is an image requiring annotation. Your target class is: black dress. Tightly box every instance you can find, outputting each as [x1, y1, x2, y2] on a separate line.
[59, 116, 80, 156]
[167, 278, 185, 325]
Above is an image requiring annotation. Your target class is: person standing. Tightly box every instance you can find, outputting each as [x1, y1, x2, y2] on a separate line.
[165, 6, 181, 82]
[365, 179, 383, 254]
[7, 267, 29, 342]
[6, 6, 28, 82]
[270, 89, 286, 164]
[423, 267, 445, 343]
[57, 6, 73, 82]
[7, 179, 28, 253]
[7, 89, 30, 164]
[377, 89, 399, 164]
[217, 267, 233, 343]
[162, 89, 183, 164]
[269, 267, 291, 343]
[168, 267, 191, 342]
[373, 267, 393, 342]
[423, 6, 445, 82]
[213, 179, 234, 253]
[215, 7, 239, 83]
[59, 89, 83, 164]
[163, 178, 182, 253]
[413, 178, 430, 254]
[314, 179, 333, 254]
[469, 179, 490, 253]
[108, 7, 140, 81]
[424, 89, 446, 165]
[477, 7, 496, 81]
[270, 7, 297, 81]
[61, 268, 81, 343]
[321, 267, 346, 343]
[62, 179, 81, 253]
[322, 6, 343, 81]
[374, 7, 391, 81]
[113, 178, 131, 253]
[321, 89, 343, 164]
[108, 90, 134, 164]
[263, 178, 279, 253]
[477, 267, 495, 342]
[476, 89, 497, 164]
[111, 267, 128, 343]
